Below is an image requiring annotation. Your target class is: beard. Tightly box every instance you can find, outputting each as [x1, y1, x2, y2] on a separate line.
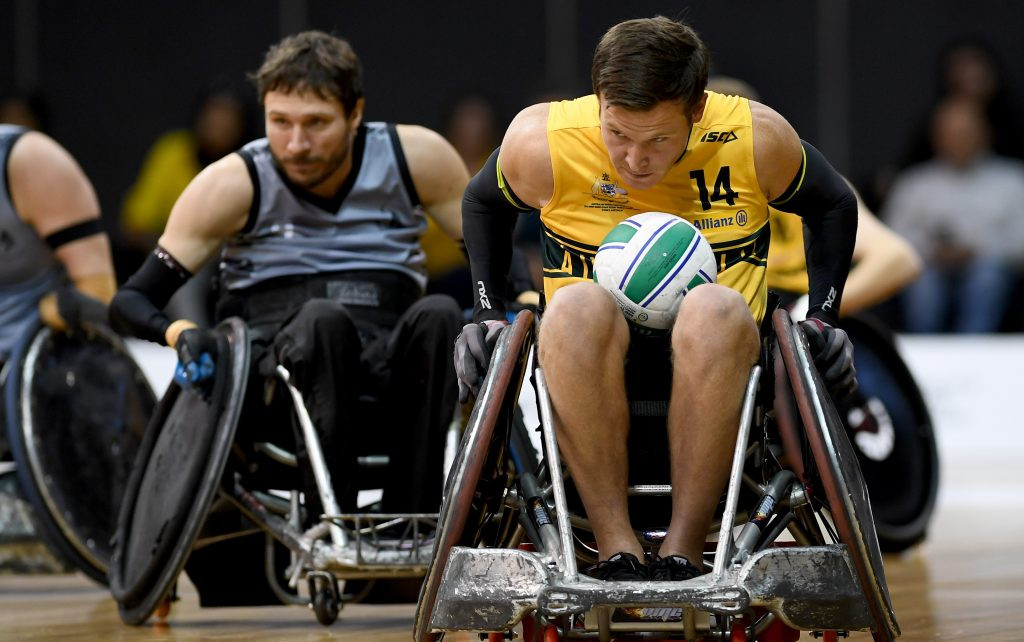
[273, 141, 349, 191]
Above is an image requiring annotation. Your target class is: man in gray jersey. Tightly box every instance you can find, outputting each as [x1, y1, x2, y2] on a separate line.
[109, 31, 469, 515]
[0, 126, 116, 454]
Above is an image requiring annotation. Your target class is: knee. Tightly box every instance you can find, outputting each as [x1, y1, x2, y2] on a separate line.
[539, 283, 628, 364]
[414, 294, 463, 321]
[672, 285, 758, 360]
[406, 294, 463, 336]
[294, 298, 358, 338]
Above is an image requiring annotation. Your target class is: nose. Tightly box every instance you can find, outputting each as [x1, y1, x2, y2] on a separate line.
[287, 126, 311, 154]
[623, 143, 648, 171]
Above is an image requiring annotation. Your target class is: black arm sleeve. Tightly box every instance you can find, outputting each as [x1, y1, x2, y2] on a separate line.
[108, 246, 193, 344]
[463, 147, 533, 322]
[770, 140, 857, 326]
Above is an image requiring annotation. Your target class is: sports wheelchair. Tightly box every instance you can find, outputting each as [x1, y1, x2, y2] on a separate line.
[415, 307, 901, 641]
[109, 317, 455, 626]
[2, 321, 154, 584]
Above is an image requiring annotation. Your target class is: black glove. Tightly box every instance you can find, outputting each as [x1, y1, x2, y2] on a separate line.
[52, 284, 108, 332]
[173, 327, 218, 389]
[453, 320, 508, 404]
[798, 315, 857, 403]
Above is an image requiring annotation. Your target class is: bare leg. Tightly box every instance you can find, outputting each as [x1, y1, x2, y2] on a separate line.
[538, 282, 640, 561]
[658, 285, 759, 566]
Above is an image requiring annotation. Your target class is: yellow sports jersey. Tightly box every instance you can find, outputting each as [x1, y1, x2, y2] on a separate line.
[541, 92, 770, 323]
[765, 208, 809, 294]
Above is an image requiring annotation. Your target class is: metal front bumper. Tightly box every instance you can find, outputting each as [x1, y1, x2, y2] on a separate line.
[429, 544, 873, 633]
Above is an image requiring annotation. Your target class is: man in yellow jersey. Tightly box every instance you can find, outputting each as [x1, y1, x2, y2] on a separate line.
[455, 16, 858, 581]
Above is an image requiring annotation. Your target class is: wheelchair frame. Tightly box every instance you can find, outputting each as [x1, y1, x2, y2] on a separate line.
[112, 317, 455, 626]
[415, 309, 900, 641]
[219, 360, 448, 624]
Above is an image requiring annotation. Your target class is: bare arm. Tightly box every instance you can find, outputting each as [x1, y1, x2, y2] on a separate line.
[109, 153, 252, 345]
[842, 190, 922, 315]
[499, 102, 554, 209]
[752, 101, 858, 324]
[157, 153, 253, 273]
[750, 102, 804, 202]
[396, 124, 470, 241]
[459, 102, 552, 321]
[8, 131, 116, 303]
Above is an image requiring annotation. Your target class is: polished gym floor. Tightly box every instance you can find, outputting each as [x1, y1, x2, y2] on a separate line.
[1, 336, 1020, 640]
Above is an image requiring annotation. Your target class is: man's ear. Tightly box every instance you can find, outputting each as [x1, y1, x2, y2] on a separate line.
[690, 92, 708, 123]
[349, 97, 365, 128]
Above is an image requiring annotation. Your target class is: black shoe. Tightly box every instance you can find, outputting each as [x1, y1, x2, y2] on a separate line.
[649, 554, 703, 581]
[585, 552, 649, 581]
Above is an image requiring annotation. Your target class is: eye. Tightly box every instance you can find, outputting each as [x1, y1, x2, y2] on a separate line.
[653, 137, 668, 143]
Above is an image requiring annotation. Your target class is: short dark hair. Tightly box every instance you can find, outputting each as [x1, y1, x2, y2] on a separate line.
[591, 16, 709, 111]
[252, 31, 363, 114]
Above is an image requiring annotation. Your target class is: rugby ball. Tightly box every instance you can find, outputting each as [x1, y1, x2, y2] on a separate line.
[593, 212, 717, 330]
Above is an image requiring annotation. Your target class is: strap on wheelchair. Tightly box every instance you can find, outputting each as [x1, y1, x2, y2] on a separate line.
[215, 270, 422, 331]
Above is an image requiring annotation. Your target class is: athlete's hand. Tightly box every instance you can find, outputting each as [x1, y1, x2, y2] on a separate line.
[454, 319, 508, 404]
[799, 315, 857, 403]
[173, 327, 217, 389]
[38, 285, 107, 334]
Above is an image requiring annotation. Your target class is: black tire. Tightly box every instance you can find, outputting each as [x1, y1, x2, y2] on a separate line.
[840, 314, 939, 552]
[414, 311, 535, 642]
[774, 310, 900, 642]
[2, 323, 155, 584]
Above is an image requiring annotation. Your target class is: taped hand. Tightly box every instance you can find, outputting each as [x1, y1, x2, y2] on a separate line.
[453, 319, 507, 404]
[174, 327, 217, 389]
[798, 316, 857, 403]
[39, 285, 108, 334]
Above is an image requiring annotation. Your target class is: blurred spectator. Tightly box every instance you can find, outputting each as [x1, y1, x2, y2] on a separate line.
[0, 90, 49, 131]
[118, 79, 253, 323]
[444, 93, 500, 174]
[874, 38, 1024, 207]
[885, 98, 1024, 333]
[905, 38, 1024, 166]
[422, 93, 503, 309]
[121, 80, 252, 260]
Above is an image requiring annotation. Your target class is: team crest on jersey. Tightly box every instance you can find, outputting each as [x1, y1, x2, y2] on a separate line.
[591, 173, 629, 203]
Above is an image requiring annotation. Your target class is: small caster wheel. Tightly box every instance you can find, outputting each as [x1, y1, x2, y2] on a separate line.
[312, 587, 339, 626]
[307, 571, 342, 626]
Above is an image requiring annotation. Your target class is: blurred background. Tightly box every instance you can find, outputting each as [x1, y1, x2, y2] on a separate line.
[3, 0, 1023, 331]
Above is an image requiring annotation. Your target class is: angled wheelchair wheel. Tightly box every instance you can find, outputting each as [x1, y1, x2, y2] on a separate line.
[773, 310, 900, 642]
[108, 317, 249, 625]
[840, 314, 939, 552]
[3, 322, 155, 584]
[414, 310, 536, 642]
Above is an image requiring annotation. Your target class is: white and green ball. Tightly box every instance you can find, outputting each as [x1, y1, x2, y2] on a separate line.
[593, 211, 717, 330]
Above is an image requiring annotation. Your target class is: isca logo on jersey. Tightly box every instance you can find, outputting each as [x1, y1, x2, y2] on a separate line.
[700, 131, 738, 143]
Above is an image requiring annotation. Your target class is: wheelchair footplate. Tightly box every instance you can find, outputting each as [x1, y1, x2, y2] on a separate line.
[430, 543, 871, 638]
[307, 512, 439, 577]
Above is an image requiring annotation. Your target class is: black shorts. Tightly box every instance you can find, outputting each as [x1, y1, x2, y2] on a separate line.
[623, 327, 673, 487]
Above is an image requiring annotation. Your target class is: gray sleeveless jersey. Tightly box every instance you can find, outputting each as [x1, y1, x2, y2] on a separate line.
[0, 125, 60, 359]
[220, 122, 429, 292]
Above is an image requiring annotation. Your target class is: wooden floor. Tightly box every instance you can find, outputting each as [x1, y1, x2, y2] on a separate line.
[1, 336, 1021, 640]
